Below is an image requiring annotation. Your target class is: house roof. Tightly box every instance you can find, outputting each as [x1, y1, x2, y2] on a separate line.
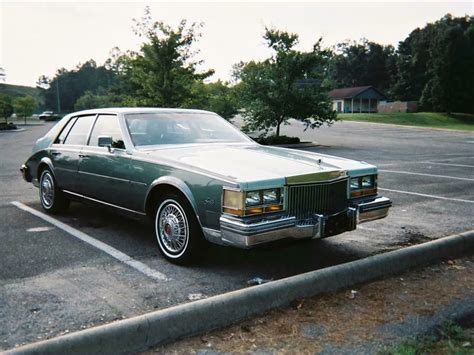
[328, 86, 387, 100]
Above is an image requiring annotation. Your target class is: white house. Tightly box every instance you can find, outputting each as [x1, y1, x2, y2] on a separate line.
[329, 86, 388, 113]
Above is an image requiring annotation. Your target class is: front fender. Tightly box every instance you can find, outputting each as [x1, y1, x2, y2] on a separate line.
[145, 176, 199, 216]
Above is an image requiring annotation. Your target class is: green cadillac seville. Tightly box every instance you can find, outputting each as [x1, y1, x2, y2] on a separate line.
[21, 108, 392, 264]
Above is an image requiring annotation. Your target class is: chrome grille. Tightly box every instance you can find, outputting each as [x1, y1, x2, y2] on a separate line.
[287, 178, 349, 221]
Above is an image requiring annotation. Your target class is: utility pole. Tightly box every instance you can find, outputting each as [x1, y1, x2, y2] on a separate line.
[56, 79, 61, 114]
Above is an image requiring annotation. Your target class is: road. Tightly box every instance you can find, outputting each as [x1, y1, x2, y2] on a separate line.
[0, 119, 473, 349]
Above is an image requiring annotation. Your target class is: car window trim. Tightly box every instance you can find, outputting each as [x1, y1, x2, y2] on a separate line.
[86, 113, 126, 151]
[62, 114, 98, 146]
[54, 116, 77, 144]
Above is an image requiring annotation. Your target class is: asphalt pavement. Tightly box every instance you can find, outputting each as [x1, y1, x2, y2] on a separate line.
[0, 119, 473, 350]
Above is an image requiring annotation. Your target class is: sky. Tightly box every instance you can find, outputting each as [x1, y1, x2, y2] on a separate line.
[1, 1, 472, 87]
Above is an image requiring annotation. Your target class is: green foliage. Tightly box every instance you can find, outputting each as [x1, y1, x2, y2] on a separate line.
[235, 28, 336, 136]
[74, 91, 122, 111]
[392, 15, 474, 113]
[256, 135, 300, 145]
[0, 83, 43, 108]
[0, 93, 14, 122]
[0, 122, 17, 131]
[39, 60, 117, 112]
[13, 95, 37, 118]
[382, 321, 471, 355]
[204, 80, 239, 120]
[339, 112, 474, 131]
[329, 39, 396, 93]
[113, 7, 214, 108]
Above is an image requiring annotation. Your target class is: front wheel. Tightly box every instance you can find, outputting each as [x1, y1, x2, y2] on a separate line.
[154, 194, 205, 265]
[39, 168, 69, 214]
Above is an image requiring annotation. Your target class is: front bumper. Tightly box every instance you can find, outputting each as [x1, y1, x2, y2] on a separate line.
[215, 196, 392, 248]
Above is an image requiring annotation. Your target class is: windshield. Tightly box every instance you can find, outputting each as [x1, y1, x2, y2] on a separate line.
[125, 112, 251, 146]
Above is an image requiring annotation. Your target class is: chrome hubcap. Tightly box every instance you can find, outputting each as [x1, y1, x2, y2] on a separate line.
[157, 202, 188, 254]
[40, 172, 54, 208]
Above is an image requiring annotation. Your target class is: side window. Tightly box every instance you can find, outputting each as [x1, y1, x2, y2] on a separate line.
[64, 115, 96, 146]
[88, 115, 125, 149]
[55, 117, 77, 144]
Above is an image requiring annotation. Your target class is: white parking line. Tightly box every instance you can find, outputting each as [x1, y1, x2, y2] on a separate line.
[422, 162, 474, 169]
[356, 225, 377, 231]
[379, 188, 474, 204]
[26, 226, 55, 233]
[379, 169, 474, 182]
[11, 201, 169, 282]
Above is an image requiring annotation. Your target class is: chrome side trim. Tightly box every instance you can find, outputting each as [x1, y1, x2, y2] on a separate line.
[77, 170, 129, 183]
[62, 190, 146, 216]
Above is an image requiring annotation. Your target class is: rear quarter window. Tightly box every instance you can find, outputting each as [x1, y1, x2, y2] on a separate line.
[63, 115, 96, 146]
[54, 117, 77, 144]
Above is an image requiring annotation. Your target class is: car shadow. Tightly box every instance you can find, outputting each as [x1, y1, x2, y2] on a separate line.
[27, 201, 368, 281]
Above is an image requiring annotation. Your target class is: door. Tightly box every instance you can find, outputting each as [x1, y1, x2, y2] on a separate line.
[50, 114, 96, 192]
[78, 114, 132, 208]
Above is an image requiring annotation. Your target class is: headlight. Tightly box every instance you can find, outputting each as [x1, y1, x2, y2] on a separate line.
[246, 191, 262, 206]
[350, 177, 360, 190]
[263, 189, 279, 204]
[350, 175, 377, 198]
[223, 187, 284, 216]
[361, 176, 374, 188]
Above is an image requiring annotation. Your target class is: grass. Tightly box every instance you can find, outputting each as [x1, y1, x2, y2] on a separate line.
[382, 320, 473, 355]
[338, 112, 474, 131]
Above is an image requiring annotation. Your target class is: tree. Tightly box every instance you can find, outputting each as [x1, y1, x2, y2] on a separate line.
[205, 80, 239, 120]
[234, 28, 336, 137]
[329, 39, 396, 93]
[391, 15, 474, 113]
[391, 25, 436, 103]
[0, 67, 5, 83]
[74, 91, 121, 110]
[39, 60, 117, 112]
[118, 7, 214, 107]
[420, 15, 474, 113]
[0, 93, 13, 123]
[13, 96, 37, 125]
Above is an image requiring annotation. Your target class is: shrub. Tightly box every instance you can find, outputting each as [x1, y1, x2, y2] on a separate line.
[256, 135, 300, 145]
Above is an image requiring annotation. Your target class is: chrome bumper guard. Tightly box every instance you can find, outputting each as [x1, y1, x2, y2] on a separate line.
[218, 196, 391, 248]
[353, 196, 392, 223]
[20, 164, 32, 182]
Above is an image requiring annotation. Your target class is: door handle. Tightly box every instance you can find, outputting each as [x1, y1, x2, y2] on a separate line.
[79, 154, 89, 158]
[51, 152, 61, 156]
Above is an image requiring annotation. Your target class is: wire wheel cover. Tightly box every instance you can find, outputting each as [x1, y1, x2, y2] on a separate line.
[40, 172, 54, 208]
[157, 202, 188, 254]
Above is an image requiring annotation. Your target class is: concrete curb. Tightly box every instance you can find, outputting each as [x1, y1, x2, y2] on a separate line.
[10, 230, 474, 354]
[0, 128, 25, 133]
[274, 142, 320, 148]
[340, 119, 472, 133]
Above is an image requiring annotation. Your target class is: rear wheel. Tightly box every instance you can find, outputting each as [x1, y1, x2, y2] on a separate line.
[39, 168, 70, 214]
[154, 193, 205, 264]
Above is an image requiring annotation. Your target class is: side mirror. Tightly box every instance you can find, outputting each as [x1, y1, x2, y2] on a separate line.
[98, 136, 113, 150]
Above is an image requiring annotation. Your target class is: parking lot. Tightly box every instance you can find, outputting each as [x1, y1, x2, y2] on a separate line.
[1, 120, 473, 349]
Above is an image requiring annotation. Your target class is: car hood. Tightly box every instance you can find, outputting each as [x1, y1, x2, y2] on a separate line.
[141, 143, 377, 189]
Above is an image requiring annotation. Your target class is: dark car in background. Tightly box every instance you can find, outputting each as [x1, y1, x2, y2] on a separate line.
[39, 111, 60, 121]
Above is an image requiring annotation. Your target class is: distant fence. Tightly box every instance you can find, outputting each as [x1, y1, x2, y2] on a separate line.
[377, 101, 418, 113]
